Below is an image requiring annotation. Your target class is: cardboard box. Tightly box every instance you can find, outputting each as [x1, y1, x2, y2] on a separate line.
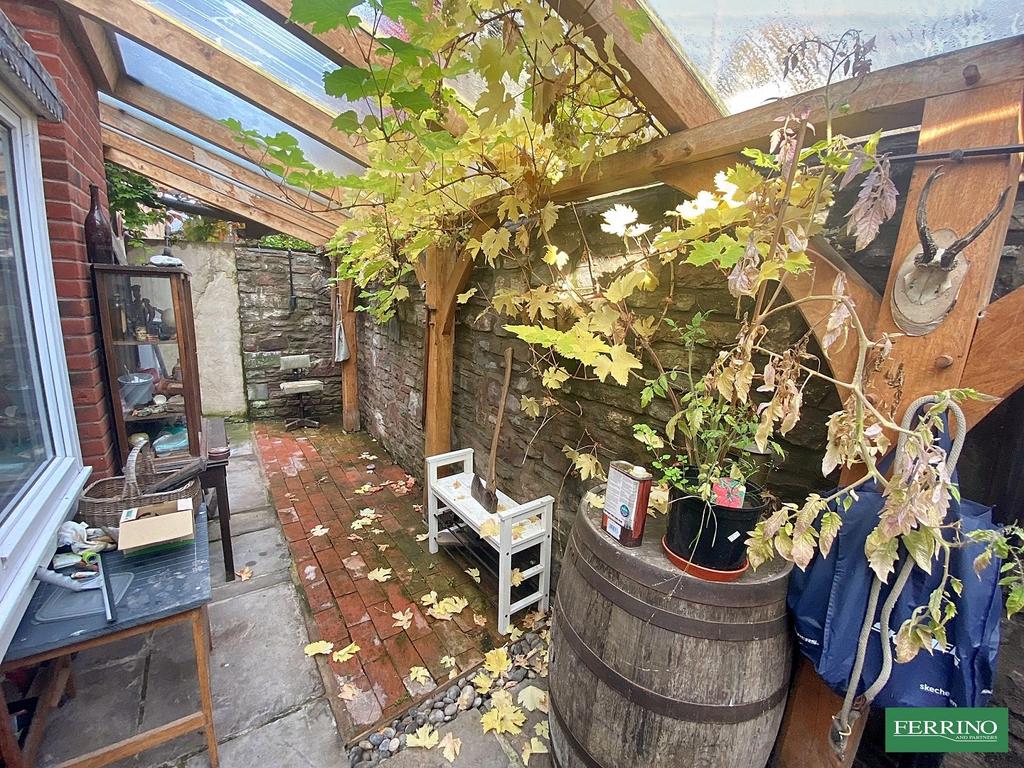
[118, 498, 194, 555]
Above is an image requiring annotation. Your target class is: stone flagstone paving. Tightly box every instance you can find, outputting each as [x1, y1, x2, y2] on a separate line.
[254, 421, 506, 736]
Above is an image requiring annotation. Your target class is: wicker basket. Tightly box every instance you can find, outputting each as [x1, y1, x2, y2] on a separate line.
[77, 444, 202, 528]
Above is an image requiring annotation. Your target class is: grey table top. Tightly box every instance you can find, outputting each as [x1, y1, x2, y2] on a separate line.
[3, 508, 211, 665]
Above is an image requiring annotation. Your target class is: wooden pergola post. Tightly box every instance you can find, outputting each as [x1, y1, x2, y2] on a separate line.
[338, 279, 360, 432]
[775, 78, 1023, 768]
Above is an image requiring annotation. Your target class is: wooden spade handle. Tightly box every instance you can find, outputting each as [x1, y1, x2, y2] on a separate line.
[487, 347, 514, 485]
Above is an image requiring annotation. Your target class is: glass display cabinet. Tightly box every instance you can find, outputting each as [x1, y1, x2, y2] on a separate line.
[93, 264, 203, 467]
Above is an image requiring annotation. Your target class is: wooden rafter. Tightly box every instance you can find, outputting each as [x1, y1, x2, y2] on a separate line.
[99, 103, 343, 234]
[103, 134, 331, 245]
[56, 0, 369, 165]
[239, 0, 382, 68]
[962, 285, 1024, 426]
[552, 0, 721, 131]
[60, 10, 121, 93]
[550, 36, 1024, 203]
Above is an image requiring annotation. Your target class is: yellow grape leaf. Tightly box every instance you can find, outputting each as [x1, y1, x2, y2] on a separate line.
[309, 524, 329, 537]
[522, 736, 550, 765]
[541, 366, 570, 390]
[539, 201, 558, 233]
[303, 640, 333, 657]
[518, 685, 549, 713]
[511, 568, 524, 587]
[535, 721, 549, 739]
[415, 532, 429, 542]
[484, 647, 511, 676]
[509, 625, 523, 642]
[585, 491, 605, 510]
[481, 690, 525, 735]
[563, 447, 606, 481]
[479, 517, 500, 537]
[492, 289, 525, 316]
[440, 731, 462, 763]
[392, 608, 413, 629]
[542, 244, 569, 269]
[377, 543, 389, 552]
[472, 671, 493, 694]
[466, 567, 481, 583]
[473, 613, 487, 627]
[478, 227, 511, 265]
[409, 666, 431, 685]
[520, 396, 542, 418]
[367, 567, 392, 582]
[421, 590, 438, 606]
[593, 344, 642, 386]
[235, 566, 253, 581]
[407, 724, 439, 749]
[603, 270, 650, 303]
[337, 682, 360, 701]
[456, 288, 477, 304]
[441, 655, 457, 669]
[332, 642, 360, 663]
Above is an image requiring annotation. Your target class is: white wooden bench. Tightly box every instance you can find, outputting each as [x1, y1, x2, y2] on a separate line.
[425, 448, 553, 634]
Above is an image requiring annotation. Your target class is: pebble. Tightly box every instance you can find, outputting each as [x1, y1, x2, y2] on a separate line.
[388, 737, 400, 752]
[358, 740, 373, 752]
[458, 684, 476, 710]
[399, 734, 407, 748]
[444, 703, 457, 717]
[433, 700, 445, 709]
[369, 733, 384, 747]
[415, 713, 426, 726]
[382, 726, 396, 739]
[429, 709, 445, 723]
[473, 696, 483, 708]
[510, 668, 528, 683]
[377, 741, 389, 753]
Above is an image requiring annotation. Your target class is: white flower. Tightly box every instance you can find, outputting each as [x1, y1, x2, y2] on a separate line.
[600, 204, 640, 237]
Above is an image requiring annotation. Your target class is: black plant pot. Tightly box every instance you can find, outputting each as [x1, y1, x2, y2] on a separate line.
[665, 486, 768, 572]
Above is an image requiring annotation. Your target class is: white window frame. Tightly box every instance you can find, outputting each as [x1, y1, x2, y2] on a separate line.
[0, 85, 90, 656]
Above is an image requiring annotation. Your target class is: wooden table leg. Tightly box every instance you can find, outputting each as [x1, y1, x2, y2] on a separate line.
[213, 467, 235, 581]
[0, 698, 27, 768]
[191, 607, 219, 768]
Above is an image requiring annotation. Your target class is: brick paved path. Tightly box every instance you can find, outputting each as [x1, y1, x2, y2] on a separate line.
[254, 421, 504, 735]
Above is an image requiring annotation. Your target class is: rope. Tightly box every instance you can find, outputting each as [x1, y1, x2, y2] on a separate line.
[831, 396, 967, 755]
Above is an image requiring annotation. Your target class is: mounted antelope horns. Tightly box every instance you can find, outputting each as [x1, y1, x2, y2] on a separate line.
[915, 165, 1012, 270]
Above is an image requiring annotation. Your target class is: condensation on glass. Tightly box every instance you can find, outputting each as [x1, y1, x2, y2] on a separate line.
[0, 126, 54, 519]
[646, 0, 1023, 114]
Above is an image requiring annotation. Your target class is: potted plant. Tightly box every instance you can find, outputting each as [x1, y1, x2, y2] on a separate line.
[632, 313, 779, 577]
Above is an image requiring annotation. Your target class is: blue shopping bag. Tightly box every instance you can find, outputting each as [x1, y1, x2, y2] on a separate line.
[787, 406, 1003, 708]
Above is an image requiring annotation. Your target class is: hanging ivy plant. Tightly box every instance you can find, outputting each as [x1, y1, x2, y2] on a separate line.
[104, 161, 165, 246]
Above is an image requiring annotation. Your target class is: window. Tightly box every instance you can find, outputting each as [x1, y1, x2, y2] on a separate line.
[0, 85, 89, 655]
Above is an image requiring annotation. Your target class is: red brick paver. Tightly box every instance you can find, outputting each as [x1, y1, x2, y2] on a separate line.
[254, 421, 504, 737]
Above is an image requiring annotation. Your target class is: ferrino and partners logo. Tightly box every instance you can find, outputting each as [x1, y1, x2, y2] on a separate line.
[885, 708, 1009, 753]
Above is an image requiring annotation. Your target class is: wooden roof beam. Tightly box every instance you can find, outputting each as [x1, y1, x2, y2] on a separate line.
[239, 0, 382, 68]
[56, 0, 368, 165]
[60, 10, 121, 93]
[550, 36, 1024, 203]
[552, 0, 722, 131]
[99, 102, 344, 232]
[102, 129, 335, 244]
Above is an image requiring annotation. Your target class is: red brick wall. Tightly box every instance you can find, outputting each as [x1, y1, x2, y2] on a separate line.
[1, 0, 116, 477]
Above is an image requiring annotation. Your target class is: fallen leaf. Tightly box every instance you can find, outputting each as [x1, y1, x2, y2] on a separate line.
[484, 647, 511, 676]
[472, 671, 493, 694]
[358, 507, 377, 518]
[479, 517, 500, 537]
[392, 608, 413, 630]
[235, 566, 253, 581]
[367, 567, 392, 582]
[466, 567, 481, 583]
[522, 736, 549, 764]
[473, 613, 487, 627]
[409, 665, 431, 685]
[510, 568, 524, 587]
[407, 724, 439, 749]
[310, 524, 329, 537]
[303, 640, 333, 657]
[332, 642, 360, 663]
[439, 731, 462, 763]
[481, 690, 525, 735]
[347, 534, 363, 541]
[535, 721, 549, 740]
[421, 590, 438, 606]
[441, 655, 457, 669]
[337, 682, 360, 701]
[413, 504, 423, 514]
[377, 543, 389, 552]
[518, 685, 549, 713]
[509, 626, 523, 642]
[415, 533, 430, 542]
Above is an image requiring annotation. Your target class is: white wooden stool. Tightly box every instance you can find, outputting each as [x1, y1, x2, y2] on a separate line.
[425, 448, 553, 634]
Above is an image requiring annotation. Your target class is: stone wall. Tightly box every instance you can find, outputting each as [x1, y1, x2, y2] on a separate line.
[357, 184, 839, 553]
[236, 247, 340, 420]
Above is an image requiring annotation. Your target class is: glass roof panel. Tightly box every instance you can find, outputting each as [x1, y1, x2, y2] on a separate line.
[647, 0, 1022, 114]
[117, 36, 363, 177]
[142, 0, 352, 114]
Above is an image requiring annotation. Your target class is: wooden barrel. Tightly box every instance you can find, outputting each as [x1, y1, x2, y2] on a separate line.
[549, 489, 792, 768]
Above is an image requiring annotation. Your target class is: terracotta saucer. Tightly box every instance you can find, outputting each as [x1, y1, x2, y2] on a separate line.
[661, 536, 749, 583]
